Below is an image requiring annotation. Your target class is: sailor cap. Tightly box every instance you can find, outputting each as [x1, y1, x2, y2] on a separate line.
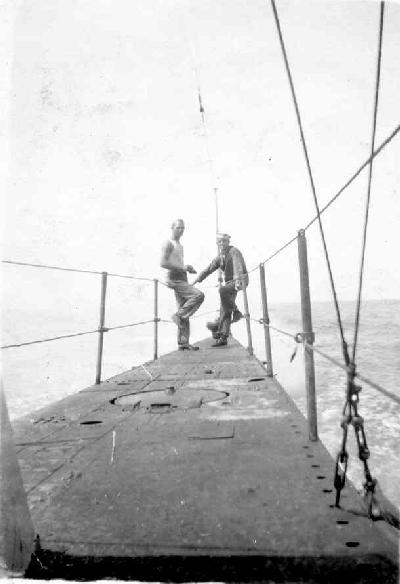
[216, 232, 231, 241]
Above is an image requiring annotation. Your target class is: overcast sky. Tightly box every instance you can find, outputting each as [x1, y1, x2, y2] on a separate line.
[2, 0, 400, 307]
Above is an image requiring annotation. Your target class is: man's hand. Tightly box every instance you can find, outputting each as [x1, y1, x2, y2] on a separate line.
[185, 264, 197, 274]
[234, 278, 243, 291]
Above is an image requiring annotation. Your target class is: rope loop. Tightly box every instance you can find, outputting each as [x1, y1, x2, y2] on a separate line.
[294, 331, 315, 344]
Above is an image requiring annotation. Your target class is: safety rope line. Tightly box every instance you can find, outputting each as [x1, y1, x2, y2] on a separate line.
[270, 0, 349, 365]
[108, 273, 158, 284]
[303, 122, 400, 231]
[352, 1, 385, 364]
[191, 309, 219, 320]
[106, 319, 155, 331]
[251, 317, 400, 406]
[250, 317, 293, 340]
[307, 339, 400, 407]
[2, 260, 156, 283]
[2, 260, 103, 275]
[248, 236, 298, 274]
[248, 119, 400, 273]
[157, 310, 219, 323]
[2, 329, 100, 349]
[2, 319, 156, 349]
[356, 371, 400, 406]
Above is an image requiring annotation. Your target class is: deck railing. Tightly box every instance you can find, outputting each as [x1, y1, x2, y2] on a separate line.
[3, 212, 400, 577]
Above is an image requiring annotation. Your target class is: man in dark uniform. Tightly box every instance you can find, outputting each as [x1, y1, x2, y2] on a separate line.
[192, 233, 248, 346]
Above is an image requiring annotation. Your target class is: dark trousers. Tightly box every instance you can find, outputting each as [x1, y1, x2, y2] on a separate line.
[218, 282, 238, 338]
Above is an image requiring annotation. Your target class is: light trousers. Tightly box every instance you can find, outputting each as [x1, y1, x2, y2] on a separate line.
[168, 279, 204, 346]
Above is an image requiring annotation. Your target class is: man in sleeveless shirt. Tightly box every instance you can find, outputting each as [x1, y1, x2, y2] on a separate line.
[160, 219, 204, 350]
[192, 233, 248, 346]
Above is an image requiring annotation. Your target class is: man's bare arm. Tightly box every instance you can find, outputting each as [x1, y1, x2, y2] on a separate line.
[192, 256, 220, 285]
[160, 241, 195, 274]
[160, 241, 177, 270]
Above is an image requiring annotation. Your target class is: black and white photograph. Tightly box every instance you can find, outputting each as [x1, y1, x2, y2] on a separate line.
[1, 0, 399, 582]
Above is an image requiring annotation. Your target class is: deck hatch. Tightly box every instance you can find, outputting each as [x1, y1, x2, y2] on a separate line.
[112, 388, 227, 411]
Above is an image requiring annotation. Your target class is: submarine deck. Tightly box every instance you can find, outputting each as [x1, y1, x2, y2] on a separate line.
[11, 337, 398, 582]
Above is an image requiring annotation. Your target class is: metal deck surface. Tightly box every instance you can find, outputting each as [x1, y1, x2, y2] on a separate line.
[12, 338, 398, 582]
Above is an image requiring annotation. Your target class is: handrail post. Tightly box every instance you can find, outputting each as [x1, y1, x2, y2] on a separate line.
[153, 278, 159, 361]
[259, 264, 273, 376]
[95, 271, 108, 385]
[297, 230, 318, 441]
[242, 286, 253, 356]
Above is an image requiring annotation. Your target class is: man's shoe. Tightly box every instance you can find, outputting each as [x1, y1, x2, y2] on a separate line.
[231, 310, 243, 323]
[212, 337, 228, 347]
[179, 344, 200, 351]
[206, 320, 220, 339]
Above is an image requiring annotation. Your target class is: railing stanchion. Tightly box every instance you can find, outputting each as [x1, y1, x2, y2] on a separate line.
[259, 264, 273, 376]
[242, 286, 253, 356]
[153, 279, 159, 360]
[297, 230, 318, 441]
[95, 271, 108, 385]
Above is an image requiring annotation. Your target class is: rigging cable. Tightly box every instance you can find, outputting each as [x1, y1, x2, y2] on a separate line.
[352, 1, 385, 364]
[270, 0, 350, 365]
[270, 0, 388, 520]
[334, 1, 386, 518]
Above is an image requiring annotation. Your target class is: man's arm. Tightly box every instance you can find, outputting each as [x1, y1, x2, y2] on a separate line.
[231, 247, 249, 290]
[160, 240, 195, 278]
[192, 256, 221, 285]
[160, 240, 181, 271]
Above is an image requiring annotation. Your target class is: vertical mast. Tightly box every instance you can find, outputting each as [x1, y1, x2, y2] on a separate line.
[185, 27, 222, 284]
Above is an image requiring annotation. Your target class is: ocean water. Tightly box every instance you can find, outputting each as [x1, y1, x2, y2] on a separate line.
[2, 286, 399, 509]
[236, 298, 400, 510]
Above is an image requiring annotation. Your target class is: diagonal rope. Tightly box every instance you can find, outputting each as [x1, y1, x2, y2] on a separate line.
[270, 0, 350, 364]
[332, 3, 386, 516]
[303, 121, 400, 231]
[352, 2, 385, 364]
[246, 120, 400, 273]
